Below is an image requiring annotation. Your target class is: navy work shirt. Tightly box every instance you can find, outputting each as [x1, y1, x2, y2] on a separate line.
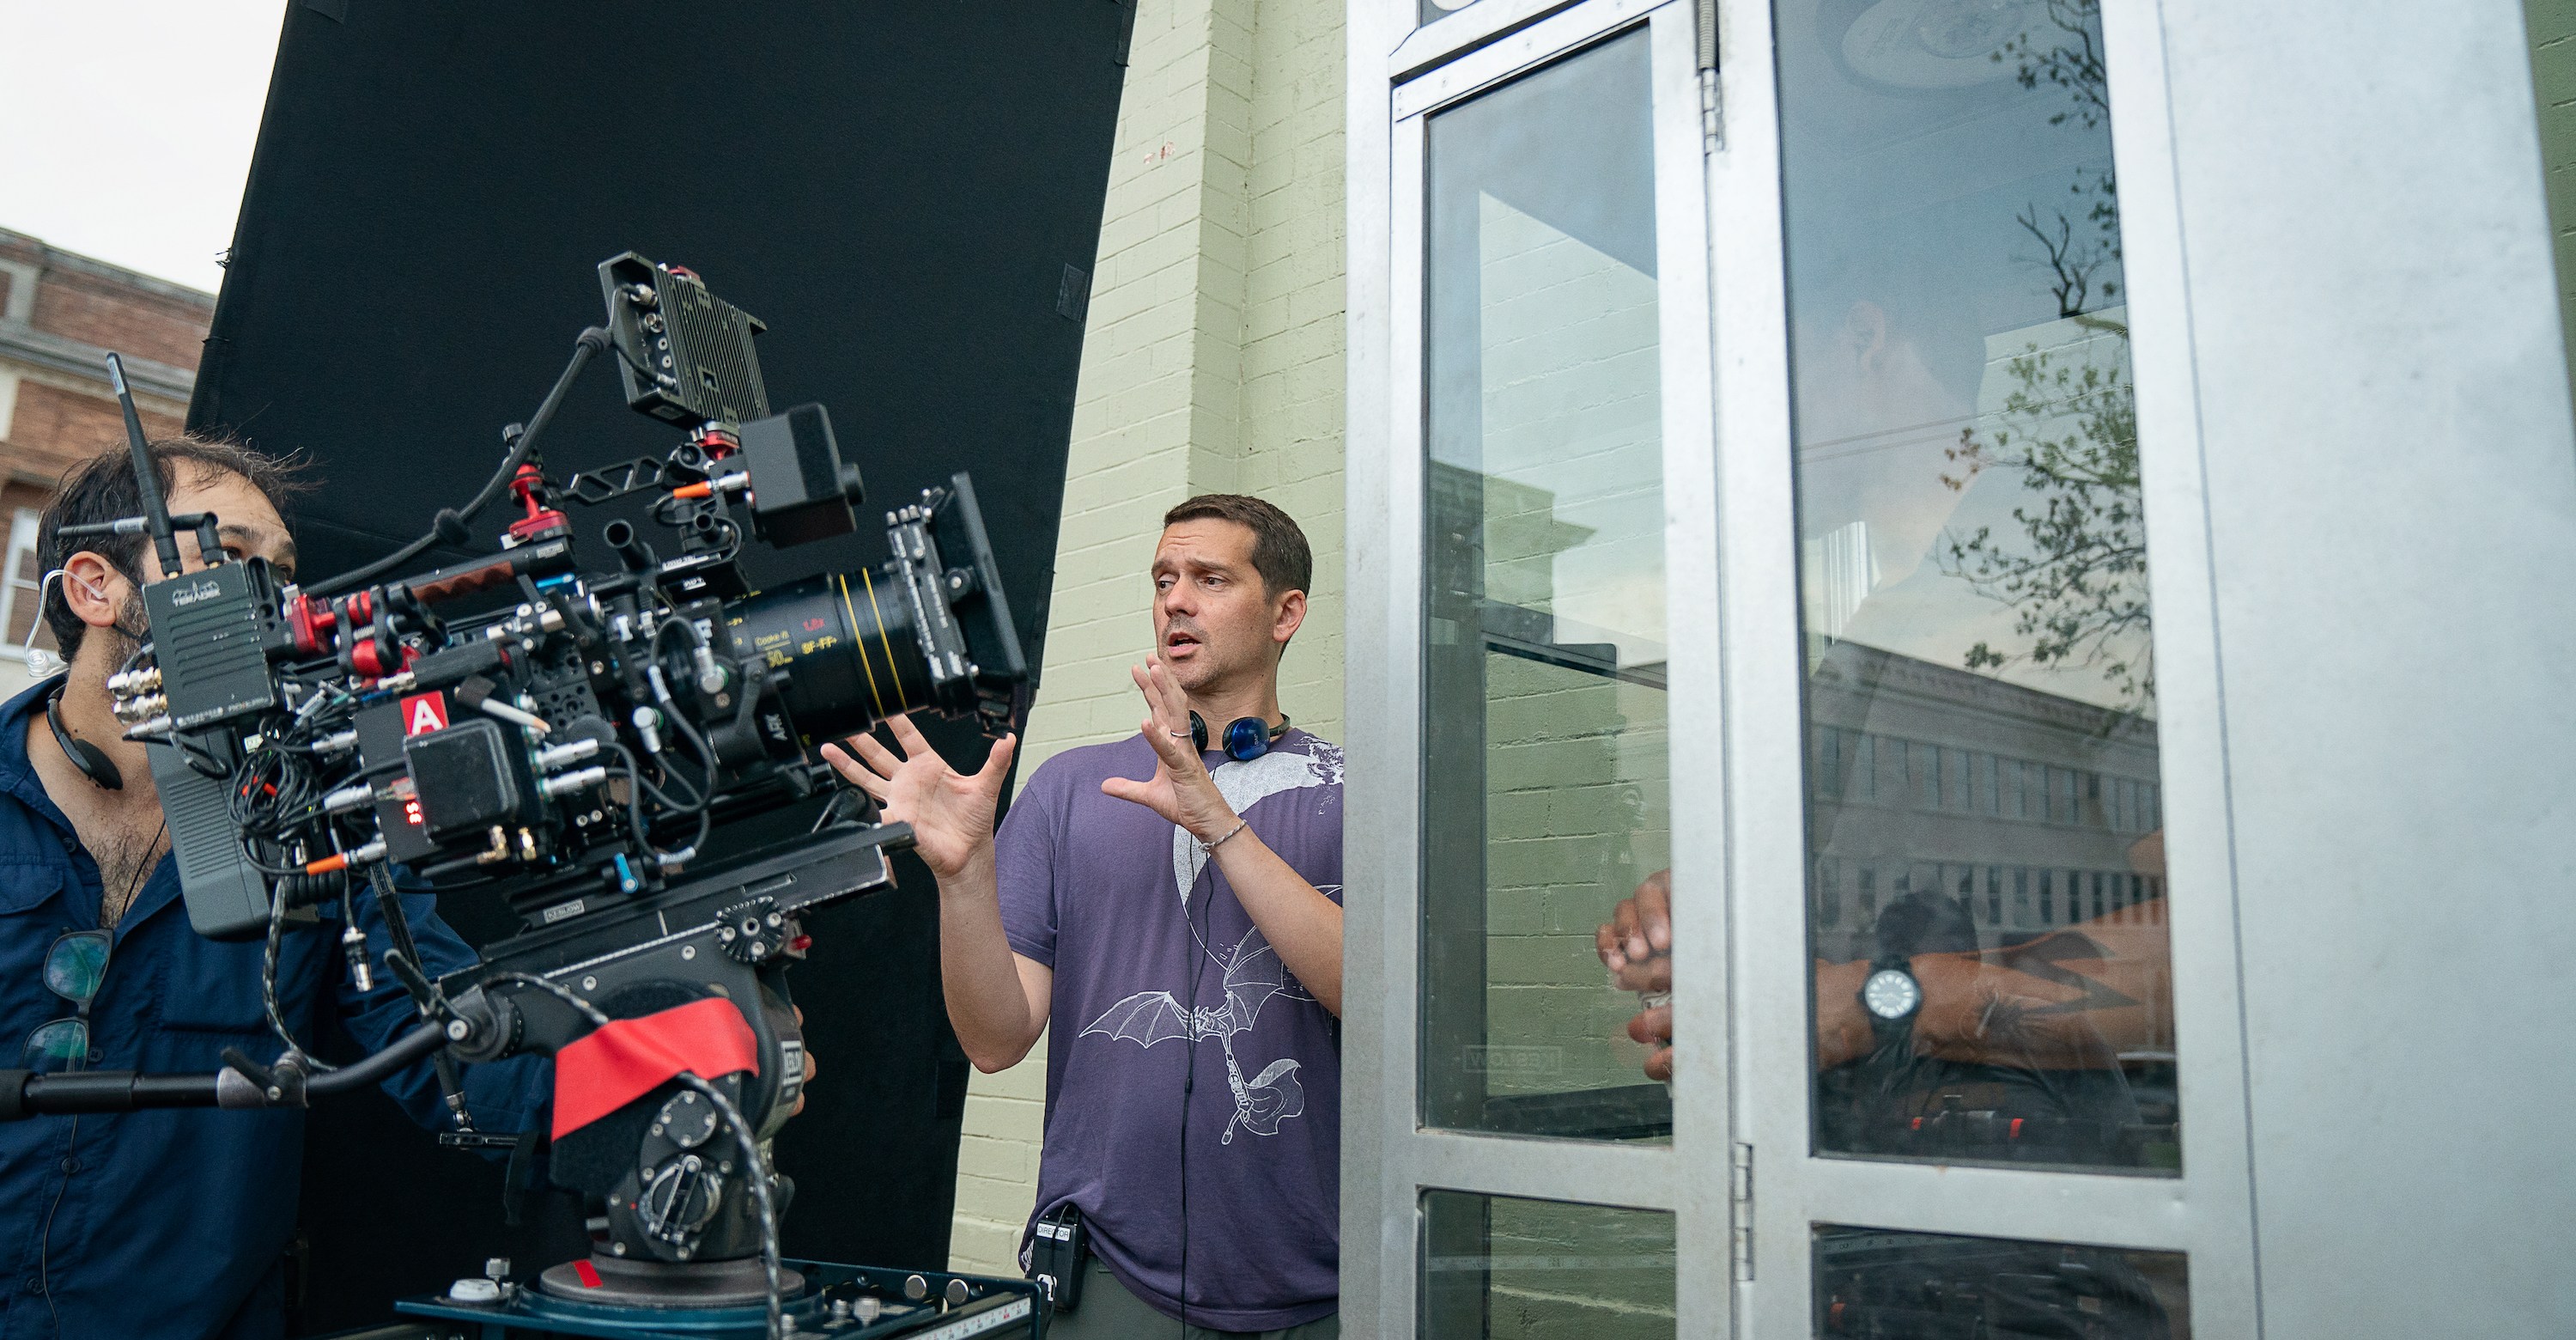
[0, 679, 547, 1339]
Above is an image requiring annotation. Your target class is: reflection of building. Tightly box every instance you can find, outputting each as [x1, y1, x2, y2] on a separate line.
[1425, 463, 1669, 1114]
[1805, 639, 2166, 965]
[1802, 520, 1875, 643]
[0, 228, 212, 693]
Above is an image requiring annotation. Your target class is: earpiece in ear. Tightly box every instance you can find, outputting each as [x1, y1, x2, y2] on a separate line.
[23, 571, 70, 676]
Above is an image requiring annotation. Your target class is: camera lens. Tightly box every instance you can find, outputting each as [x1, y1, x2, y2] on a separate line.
[720, 569, 928, 742]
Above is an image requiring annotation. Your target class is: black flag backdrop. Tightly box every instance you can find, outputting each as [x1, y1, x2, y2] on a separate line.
[185, 1, 1126, 1329]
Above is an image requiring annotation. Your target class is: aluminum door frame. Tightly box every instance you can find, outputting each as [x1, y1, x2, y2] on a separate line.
[1342, 0, 1728, 1334]
[1712, 0, 2260, 1333]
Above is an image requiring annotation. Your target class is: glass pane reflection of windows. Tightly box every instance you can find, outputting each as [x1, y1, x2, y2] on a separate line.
[1777, 0, 2181, 1173]
[1815, 1226, 2189, 1340]
[1420, 30, 1674, 1143]
[1423, 1192, 1675, 1340]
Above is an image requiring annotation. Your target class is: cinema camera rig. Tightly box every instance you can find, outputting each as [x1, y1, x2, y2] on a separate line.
[0, 255, 1042, 1338]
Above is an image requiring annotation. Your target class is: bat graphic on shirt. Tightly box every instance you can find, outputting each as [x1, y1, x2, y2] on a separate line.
[1083, 927, 1313, 1142]
[1082, 927, 1301, 1046]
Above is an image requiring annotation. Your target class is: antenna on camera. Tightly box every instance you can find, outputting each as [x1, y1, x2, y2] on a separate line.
[105, 353, 184, 577]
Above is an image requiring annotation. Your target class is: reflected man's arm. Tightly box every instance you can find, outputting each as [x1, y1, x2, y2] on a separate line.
[1598, 868, 2173, 1078]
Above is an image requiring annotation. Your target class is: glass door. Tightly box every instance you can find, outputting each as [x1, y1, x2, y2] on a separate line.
[1714, 0, 2257, 1333]
[1343, 0, 1726, 1333]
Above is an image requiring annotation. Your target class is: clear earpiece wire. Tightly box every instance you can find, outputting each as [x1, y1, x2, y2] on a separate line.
[23, 570, 66, 678]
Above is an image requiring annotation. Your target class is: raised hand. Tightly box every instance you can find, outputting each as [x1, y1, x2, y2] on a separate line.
[1099, 658, 1236, 842]
[1596, 868, 1674, 994]
[1598, 869, 1674, 1081]
[821, 714, 1016, 880]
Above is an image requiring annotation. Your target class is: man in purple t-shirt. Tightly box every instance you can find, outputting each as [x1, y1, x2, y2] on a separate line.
[826, 495, 1342, 1337]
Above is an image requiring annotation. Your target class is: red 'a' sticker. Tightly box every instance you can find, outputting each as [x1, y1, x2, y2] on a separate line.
[401, 691, 451, 737]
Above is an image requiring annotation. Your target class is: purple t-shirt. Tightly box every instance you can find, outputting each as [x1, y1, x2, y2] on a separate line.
[997, 728, 1344, 1330]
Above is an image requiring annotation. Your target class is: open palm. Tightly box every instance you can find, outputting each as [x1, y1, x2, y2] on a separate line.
[1100, 658, 1235, 840]
[821, 714, 1017, 879]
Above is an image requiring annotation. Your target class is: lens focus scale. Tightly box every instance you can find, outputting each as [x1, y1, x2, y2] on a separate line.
[723, 570, 928, 743]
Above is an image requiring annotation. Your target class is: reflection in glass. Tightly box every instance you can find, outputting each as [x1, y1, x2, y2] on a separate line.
[1424, 1191, 1675, 1339]
[2524, 0, 2576, 407]
[1420, 31, 1674, 1142]
[1814, 1225, 2188, 1339]
[1777, 0, 2179, 1172]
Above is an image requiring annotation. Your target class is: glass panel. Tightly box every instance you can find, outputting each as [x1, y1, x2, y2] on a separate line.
[1815, 1225, 2189, 1339]
[1423, 1191, 1675, 1339]
[1777, 0, 2180, 1172]
[1421, 30, 1674, 1142]
[1420, 0, 1482, 27]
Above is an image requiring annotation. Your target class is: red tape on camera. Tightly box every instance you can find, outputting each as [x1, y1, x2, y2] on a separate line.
[550, 997, 760, 1141]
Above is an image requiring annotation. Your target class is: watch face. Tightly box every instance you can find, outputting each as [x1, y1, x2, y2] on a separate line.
[1862, 967, 1923, 1020]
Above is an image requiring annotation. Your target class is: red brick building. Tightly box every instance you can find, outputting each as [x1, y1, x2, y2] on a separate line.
[0, 227, 214, 691]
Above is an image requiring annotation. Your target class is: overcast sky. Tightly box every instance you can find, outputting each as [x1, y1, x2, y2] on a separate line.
[0, 2, 286, 295]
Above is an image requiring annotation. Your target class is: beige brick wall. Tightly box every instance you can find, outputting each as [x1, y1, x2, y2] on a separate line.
[947, 0, 1346, 1275]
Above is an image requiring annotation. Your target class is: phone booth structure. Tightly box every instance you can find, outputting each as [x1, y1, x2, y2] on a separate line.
[1339, 1, 2576, 1336]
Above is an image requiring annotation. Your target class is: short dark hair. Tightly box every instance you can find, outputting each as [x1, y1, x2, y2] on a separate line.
[1163, 494, 1311, 599]
[39, 437, 311, 662]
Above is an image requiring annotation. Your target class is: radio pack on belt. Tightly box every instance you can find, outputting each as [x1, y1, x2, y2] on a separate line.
[1029, 1203, 1090, 1314]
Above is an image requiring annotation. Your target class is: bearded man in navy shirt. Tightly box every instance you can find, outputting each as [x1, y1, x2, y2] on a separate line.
[0, 439, 544, 1339]
[830, 495, 1344, 1338]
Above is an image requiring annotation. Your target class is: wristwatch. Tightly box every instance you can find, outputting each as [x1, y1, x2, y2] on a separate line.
[1858, 953, 1922, 1043]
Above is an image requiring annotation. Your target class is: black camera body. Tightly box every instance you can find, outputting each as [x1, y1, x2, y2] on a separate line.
[118, 253, 1024, 942]
[95, 253, 1031, 1307]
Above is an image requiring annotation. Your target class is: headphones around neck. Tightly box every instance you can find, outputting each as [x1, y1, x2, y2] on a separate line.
[46, 685, 123, 792]
[1188, 710, 1290, 764]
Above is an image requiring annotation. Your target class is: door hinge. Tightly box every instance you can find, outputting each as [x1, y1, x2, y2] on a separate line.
[1731, 1141, 1755, 1281]
[1699, 67, 1722, 155]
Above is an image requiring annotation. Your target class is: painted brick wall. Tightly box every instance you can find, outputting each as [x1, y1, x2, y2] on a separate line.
[945, 0, 1346, 1276]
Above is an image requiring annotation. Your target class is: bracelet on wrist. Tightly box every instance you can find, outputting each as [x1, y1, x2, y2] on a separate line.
[1196, 818, 1249, 856]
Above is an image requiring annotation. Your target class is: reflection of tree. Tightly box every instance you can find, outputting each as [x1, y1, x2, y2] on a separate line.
[2017, 201, 2114, 320]
[1995, 0, 2107, 129]
[1938, 317, 2148, 708]
[2005, 0, 2121, 318]
[1939, 0, 2149, 711]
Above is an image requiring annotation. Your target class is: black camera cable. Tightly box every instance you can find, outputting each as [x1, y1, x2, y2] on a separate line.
[259, 838, 338, 1075]
[308, 326, 610, 598]
[1178, 842, 1216, 1333]
[361, 862, 479, 1130]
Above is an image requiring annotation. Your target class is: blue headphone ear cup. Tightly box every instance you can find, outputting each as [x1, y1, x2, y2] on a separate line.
[1188, 711, 1210, 754]
[1224, 716, 1270, 762]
